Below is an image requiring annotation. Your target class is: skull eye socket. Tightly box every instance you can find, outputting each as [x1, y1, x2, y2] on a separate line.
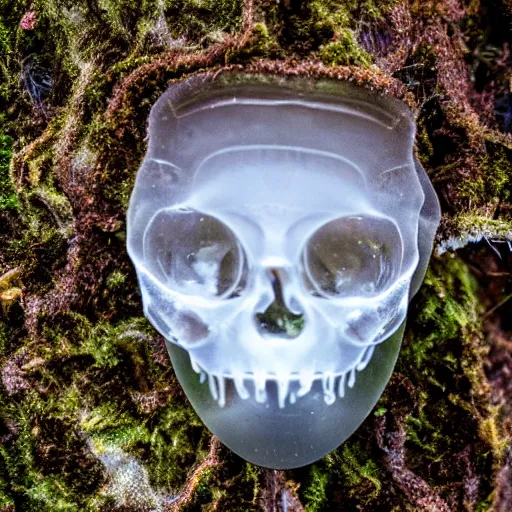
[302, 215, 402, 298]
[144, 208, 244, 298]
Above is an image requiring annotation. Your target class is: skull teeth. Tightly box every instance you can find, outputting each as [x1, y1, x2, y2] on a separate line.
[338, 372, 346, 398]
[348, 368, 356, 389]
[233, 375, 250, 400]
[190, 348, 376, 409]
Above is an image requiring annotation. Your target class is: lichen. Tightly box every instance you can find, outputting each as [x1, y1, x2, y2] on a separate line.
[301, 464, 329, 512]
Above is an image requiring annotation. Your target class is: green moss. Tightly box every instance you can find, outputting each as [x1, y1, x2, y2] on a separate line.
[474, 493, 494, 512]
[457, 147, 512, 206]
[83, 396, 206, 492]
[105, 270, 127, 290]
[82, 406, 148, 449]
[0, 492, 15, 511]
[146, 402, 206, 490]
[0, 135, 17, 210]
[0, 310, 207, 508]
[309, 0, 357, 30]
[270, 0, 399, 61]
[404, 403, 452, 455]
[230, 22, 278, 61]
[241, 463, 261, 505]
[299, 440, 385, 509]
[0, 324, 7, 356]
[208, 460, 262, 511]
[0, 19, 11, 59]
[302, 464, 330, 512]
[0, 1, 21, 107]
[337, 444, 382, 499]
[318, 29, 372, 67]
[40, 314, 208, 491]
[402, 254, 481, 370]
[376, 253, 499, 503]
[94, 0, 156, 40]
[28, 185, 74, 233]
[24, 477, 81, 512]
[483, 147, 512, 201]
[309, 0, 398, 31]
[80, 319, 148, 368]
[162, 0, 244, 42]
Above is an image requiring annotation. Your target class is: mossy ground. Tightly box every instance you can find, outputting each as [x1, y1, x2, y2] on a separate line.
[0, 0, 511, 510]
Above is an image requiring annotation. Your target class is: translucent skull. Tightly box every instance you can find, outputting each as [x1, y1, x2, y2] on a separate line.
[127, 73, 440, 469]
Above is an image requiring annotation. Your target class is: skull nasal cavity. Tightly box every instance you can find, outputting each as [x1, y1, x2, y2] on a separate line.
[255, 269, 305, 339]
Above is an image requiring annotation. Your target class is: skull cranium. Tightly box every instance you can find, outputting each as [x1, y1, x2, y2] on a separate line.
[127, 72, 440, 468]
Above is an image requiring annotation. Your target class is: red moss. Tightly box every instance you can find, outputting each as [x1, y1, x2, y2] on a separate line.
[19, 10, 37, 31]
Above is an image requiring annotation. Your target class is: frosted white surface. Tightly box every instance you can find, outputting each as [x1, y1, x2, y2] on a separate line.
[127, 73, 440, 468]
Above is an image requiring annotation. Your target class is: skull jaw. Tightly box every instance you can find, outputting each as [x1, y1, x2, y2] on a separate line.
[165, 322, 404, 469]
